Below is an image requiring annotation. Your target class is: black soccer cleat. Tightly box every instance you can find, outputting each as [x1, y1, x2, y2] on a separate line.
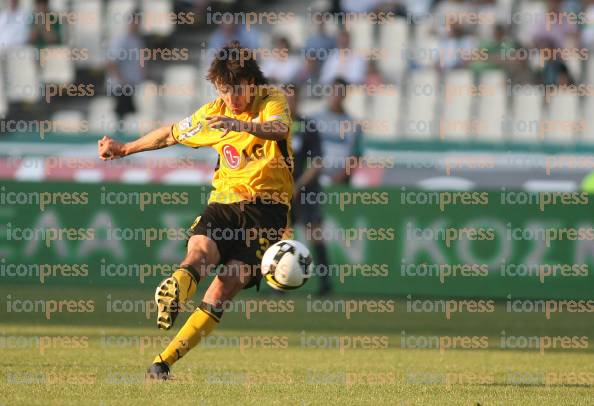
[155, 276, 180, 330]
[146, 362, 171, 380]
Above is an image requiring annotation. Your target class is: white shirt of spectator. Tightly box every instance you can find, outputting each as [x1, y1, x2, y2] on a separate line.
[319, 49, 367, 84]
[0, 7, 30, 53]
[261, 54, 302, 84]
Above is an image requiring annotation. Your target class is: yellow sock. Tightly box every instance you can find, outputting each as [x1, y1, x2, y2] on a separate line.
[172, 267, 199, 303]
[154, 307, 220, 366]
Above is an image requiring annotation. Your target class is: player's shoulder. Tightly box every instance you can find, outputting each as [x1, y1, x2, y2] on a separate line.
[200, 98, 225, 114]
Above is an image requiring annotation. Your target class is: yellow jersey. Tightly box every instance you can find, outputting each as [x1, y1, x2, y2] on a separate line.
[171, 86, 294, 206]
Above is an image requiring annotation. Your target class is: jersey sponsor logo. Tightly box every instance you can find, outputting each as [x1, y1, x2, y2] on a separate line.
[178, 124, 202, 141]
[178, 116, 192, 130]
[242, 143, 264, 164]
[222, 144, 241, 169]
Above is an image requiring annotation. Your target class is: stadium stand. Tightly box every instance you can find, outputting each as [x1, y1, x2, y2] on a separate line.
[1, 0, 594, 156]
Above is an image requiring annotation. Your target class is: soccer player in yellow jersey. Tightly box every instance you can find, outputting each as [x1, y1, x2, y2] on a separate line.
[97, 41, 293, 379]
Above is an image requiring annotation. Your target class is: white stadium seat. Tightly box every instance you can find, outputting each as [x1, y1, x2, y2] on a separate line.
[582, 94, 594, 143]
[52, 110, 86, 133]
[0, 63, 7, 118]
[133, 81, 159, 119]
[412, 32, 439, 69]
[14, 0, 33, 11]
[364, 90, 400, 140]
[515, 1, 547, 46]
[88, 97, 118, 134]
[6, 47, 40, 103]
[343, 86, 367, 121]
[122, 113, 159, 136]
[349, 18, 374, 55]
[161, 65, 199, 120]
[68, 0, 104, 68]
[404, 69, 438, 140]
[141, 0, 174, 36]
[272, 15, 306, 48]
[49, 0, 68, 12]
[512, 85, 543, 144]
[440, 70, 473, 141]
[496, 0, 514, 20]
[41, 46, 75, 86]
[378, 18, 408, 82]
[476, 71, 507, 142]
[587, 57, 594, 84]
[546, 91, 579, 145]
[106, 0, 137, 43]
[196, 61, 218, 106]
[298, 97, 326, 118]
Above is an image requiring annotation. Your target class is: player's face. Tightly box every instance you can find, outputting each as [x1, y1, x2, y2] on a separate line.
[216, 81, 254, 115]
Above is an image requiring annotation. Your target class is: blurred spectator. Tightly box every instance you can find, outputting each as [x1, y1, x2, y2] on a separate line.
[319, 30, 367, 84]
[303, 17, 336, 78]
[405, 0, 434, 19]
[175, 0, 209, 26]
[470, 24, 514, 73]
[106, 15, 145, 120]
[581, 0, 594, 48]
[532, 0, 578, 49]
[285, 84, 332, 296]
[436, 22, 476, 71]
[473, 0, 498, 41]
[470, 24, 534, 84]
[537, 37, 574, 87]
[0, 0, 30, 54]
[29, 0, 61, 48]
[208, 20, 260, 51]
[295, 57, 320, 85]
[261, 37, 302, 84]
[313, 78, 363, 185]
[304, 18, 336, 57]
[364, 60, 384, 87]
[340, 0, 384, 13]
[432, 0, 470, 37]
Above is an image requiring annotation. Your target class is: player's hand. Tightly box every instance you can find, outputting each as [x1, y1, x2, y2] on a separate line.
[98, 135, 126, 160]
[205, 116, 242, 137]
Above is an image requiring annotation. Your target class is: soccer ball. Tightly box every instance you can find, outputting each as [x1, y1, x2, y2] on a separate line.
[261, 240, 313, 291]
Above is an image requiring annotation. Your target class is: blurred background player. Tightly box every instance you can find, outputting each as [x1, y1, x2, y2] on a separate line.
[286, 84, 332, 296]
[313, 77, 363, 186]
[106, 12, 145, 121]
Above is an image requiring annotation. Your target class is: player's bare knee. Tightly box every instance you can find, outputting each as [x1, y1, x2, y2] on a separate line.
[184, 235, 220, 277]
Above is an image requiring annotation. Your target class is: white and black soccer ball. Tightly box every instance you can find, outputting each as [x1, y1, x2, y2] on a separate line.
[261, 240, 313, 291]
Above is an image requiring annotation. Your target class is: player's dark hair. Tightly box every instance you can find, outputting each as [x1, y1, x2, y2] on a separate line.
[207, 41, 267, 88]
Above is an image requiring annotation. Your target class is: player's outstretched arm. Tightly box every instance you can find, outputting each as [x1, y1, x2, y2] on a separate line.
[97, 125, 178, 160]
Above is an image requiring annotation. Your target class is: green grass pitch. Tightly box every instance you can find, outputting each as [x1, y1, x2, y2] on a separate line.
[1, 285, 593, 405]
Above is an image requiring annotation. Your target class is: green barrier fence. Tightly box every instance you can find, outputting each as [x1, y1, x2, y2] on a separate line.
[1, 180, 593, 299]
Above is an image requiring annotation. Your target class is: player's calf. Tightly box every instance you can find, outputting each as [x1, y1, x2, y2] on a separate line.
[155, 264, 201, 330]
[155, 235, 220, 330]
[148, 262, 250, 380]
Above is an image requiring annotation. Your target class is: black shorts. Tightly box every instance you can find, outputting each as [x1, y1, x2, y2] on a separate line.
[189, 199, 289, 290]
